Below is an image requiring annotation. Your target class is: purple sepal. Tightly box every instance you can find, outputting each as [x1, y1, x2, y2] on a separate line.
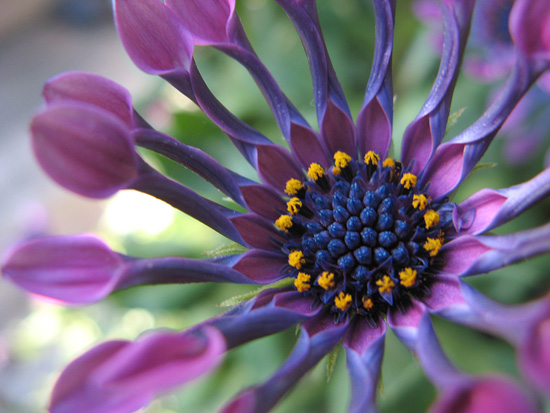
[114, 0, 194, 76]
[230, 213, 284, 250]
[256, 144, 304, 192]
[452, 168, 550, 235]
[221, 311, 347, 412]
[43, 71, 134, 128]
[509, 0, 550, 61]
[343, 316, 386, 413]
[232, 249, 287, 284]
[133, 128, 246, 206]
[440, 224, 550, 277]
[50, 327, 225, 413]
[31, 102, 138, 199]
[357, 0, 395, 159]
[401, 0, 475, 175]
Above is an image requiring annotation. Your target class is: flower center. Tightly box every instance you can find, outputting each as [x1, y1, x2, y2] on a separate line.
[275, 151, 454, 321]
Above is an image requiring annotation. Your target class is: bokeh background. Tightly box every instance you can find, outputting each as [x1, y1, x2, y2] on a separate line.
[1, 0, 549, 412]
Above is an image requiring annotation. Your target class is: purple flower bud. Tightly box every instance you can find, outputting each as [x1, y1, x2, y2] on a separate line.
[509, 0, 550, 60]
[31, 102, 138, 198]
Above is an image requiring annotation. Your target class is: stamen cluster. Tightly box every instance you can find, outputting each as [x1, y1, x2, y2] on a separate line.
[275, 151, 454, 321]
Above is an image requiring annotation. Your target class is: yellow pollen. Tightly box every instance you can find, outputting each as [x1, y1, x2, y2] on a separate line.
[412, 194, 429, 210]
[332, 166, 342, 175]
[362, 297, 374, 310]
[275, 215, 293, 232]
[285, 179, 305, 196]
[376, 275, 395, 294]
[334, 151, 352, 168]
[364, 151, 380, 166]
[424, 210, 440, 229]
[382, 157, 395, 168]
[317, 271, 335, 290]
[307, 163, 325, 181]
[335, 292, 352, 311]
[287, 197, 302, 215]
[288, 251, 306, 269]
[400, 173, 417, 189]
[294, 272, 311, 292]
[399, 268, 417, 288]
[423, 237, 443, 257]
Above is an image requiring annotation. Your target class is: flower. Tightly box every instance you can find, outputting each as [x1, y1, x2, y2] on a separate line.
[2, 0, 550, 411]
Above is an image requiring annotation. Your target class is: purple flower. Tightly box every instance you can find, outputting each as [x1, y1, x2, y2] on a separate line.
[2, 0, 550, 411]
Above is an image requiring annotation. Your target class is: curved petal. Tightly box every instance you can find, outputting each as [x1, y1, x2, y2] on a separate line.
[31, 102, 138, 199]
[232, 249, 287, 284]
[50, 328, 225, 413]
[519, 309, 550, 393]
[509, 0, 550, 61]
[43, 71, 134, 128]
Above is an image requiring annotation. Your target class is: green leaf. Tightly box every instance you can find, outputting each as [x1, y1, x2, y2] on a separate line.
[471, 162, 497, 174]
[217, 278, 294, 308]
[326, 343, 341, 382]
[445, 107, 466, 135]
[204, 243, 248, 257]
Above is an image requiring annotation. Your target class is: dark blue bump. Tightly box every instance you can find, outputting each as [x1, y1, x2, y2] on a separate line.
[328, 222, 346, 238]
[313, 231, 331, 249]
[302, 237, 318, 255]
[409, 241, 420, 254]
[378, 197, 396, 215]
[350, 181, 365, 199]
[392, 243, 410, 266]
[332, 192, 348, 208]
[378, 231, 398, 248]
[314, 196, 331, 210]
[346, 216, 362, 232]
[316, 249, 332, 266]
[363, 190, 379, 208]
[345, 231, 361, 249]
[347, 197, 363, 215]
[376, 213, 394, 231]
[333, 180, 350, 195]
[328, 239, 347, 257]
[318, 209, 334, 227]
[306, 221, 323, 234]
[360, 207, 377, 226]
[394, 220, 410, 239]
[352, 265, 369, 281]
[374, 247, 390, 264]
[375, 184, 391, 200]
[354, 246, 372, 265]
[361, 227, 378, 247]
[333, 206, 350, 223]
[338, 252, 356, 273]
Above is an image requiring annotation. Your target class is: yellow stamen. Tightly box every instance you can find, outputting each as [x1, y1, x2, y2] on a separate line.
[294, 272, 311, 292]
[288, 251, 306, 269]
[317, 271, 335, 290]
[285, 179, 305, 196]
[287, 197, 302, 215]
[412, 194, 429, 210]
[332, 166, 342, 176]
[307, 163, 325, 181]
[362, 297, 374, 310]
[400, 173, 417, 189]
[382, 157, 395, 168]
[275, 215, 293, 232]
[423, 237, 442, 257]
[335, 292, 352, 311]
[376, 275, 395, 294]
[334, 151, 352, 168]
[364, 151, 380, 166]
[424, 210, 440, 229]
[399, 268, 417, 288]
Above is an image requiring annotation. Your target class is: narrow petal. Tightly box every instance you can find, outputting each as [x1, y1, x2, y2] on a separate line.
[290, 122, 329, 168]
[114, 0, 194, 75]
[43, 71, 134, 128]
[387, 299, 428, 350]
[240, 183, 286, 220]
[256, 144, 304, 192]
[230, 213, 285, 250]
[232, 249, 287, 284]
[50, 328, 225, 413]
[31, 102, 138, 199]
[321, 100, 356, 157]
[509, 0, 550, 60]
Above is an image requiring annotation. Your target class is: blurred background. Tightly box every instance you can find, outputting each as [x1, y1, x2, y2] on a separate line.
[0, 0, 549, 412]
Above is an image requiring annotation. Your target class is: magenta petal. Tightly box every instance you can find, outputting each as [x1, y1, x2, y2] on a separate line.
[421, 142, 465, 199]
[357, 96, 392, 159]
[50, 328, 225, 413]
[232, 250, 286, 284]
[166, 0, 235, 45]
[519, 314, 550, 392]
[401, 116, 433, 176]
[31, 102, 138, 199]
[230, 213, 284, 250]
[2, 234, 125, 305]
[321, 100, 356, 157]
[256, 144, 304, 192]
[387, 299, 427, 350]
[43, 72, 134, 128]
[114, 0, 194, 75]
[509, 0, 550, 60]
[453, 189, 507, 235]
[241, 184, 285, 220]
[439, 236, 491, 275]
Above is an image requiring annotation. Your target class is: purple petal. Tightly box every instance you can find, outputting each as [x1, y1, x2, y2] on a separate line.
[519, 308, 550, 392]
[509, 0, 550, 60]
[230, 213, 284, 250]
[43, 71, 134, 128]
[114, 0, 194, 75]
[357, 96, 392, 160]
[343, 316, 386, 413]
[31, 102, 138, 199]
[165, 0, 235, 45]
[232, 249, 287, 284]
[321, 100, 357, 157]
[50, 328, 225, 413]
[2, 235, 125, 305]
[387, 299, 427, 350]
[256, 144, 304, 192]
[240, 184, 285, 220]
[290, 122, 330, 168]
